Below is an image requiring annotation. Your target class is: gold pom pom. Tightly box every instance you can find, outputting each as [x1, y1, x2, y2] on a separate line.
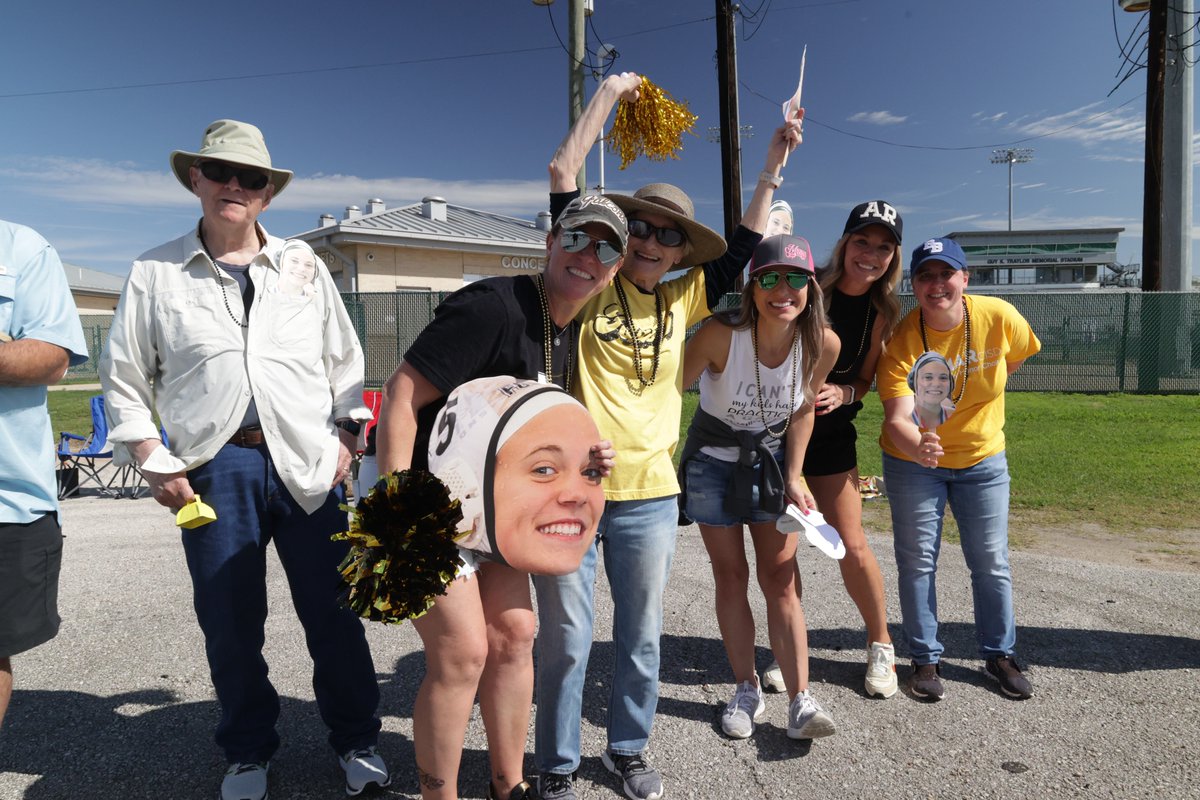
[608, 76, 698, 170]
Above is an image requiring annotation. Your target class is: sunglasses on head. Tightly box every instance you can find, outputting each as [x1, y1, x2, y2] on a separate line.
[627, 218, 686, 248]
[197, 161, 271, 191]
[558, 230, 623, 267]
[754, 270, 811, 290]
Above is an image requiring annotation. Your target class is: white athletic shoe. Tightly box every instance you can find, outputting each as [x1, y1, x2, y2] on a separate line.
[760, 659, 785, 693]
[720, 680, 766, 738]
[864, 641, 899, 698]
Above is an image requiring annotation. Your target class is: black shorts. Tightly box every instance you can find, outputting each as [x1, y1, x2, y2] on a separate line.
[0, 513, 63, 658]
[802, 415, 859, 477]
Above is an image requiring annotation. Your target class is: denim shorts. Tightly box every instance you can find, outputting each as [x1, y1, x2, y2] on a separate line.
[683, 450, 785, 527]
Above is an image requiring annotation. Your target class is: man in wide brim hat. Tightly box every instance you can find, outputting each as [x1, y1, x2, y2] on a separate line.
[605, 182, 727, 268]
[170, 119, 294, 197]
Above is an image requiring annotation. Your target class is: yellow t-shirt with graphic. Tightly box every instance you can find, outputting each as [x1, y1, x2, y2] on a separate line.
[576, 270, 710, 500]
[877, 295, 1041, 470]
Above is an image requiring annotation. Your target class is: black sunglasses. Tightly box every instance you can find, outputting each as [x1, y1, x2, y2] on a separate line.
[197, 161, 271, 191]
[628, 218, 686, 248]
[559, 230, 623, 267]
[755, 271, 811, 290]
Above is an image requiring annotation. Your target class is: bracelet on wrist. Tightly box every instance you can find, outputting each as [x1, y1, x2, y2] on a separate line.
[758, 171, 782, 189]
[845, 384, 856, 405]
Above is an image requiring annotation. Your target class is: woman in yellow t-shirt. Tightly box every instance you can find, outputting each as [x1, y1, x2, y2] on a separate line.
[876, 237, 1041, 704]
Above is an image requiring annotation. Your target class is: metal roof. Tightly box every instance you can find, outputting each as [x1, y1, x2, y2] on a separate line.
[292, 200, 547, 249]
[62, 262, 126, 295]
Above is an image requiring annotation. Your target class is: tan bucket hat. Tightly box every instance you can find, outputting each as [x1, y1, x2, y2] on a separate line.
[605, 183, 727, 267]
[170, 119, 293, 197]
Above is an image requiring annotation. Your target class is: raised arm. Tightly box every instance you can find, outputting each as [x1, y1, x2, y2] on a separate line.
[739, 109, 804, 234]
[549, 71, 642, 193]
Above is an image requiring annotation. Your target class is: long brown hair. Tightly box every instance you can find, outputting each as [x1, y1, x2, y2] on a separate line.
[714, 276, 828, 406]
[819, 232, 903, 340]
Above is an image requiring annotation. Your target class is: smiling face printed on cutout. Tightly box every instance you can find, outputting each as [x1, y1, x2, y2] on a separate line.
[491, 403, 604, 575]
[907, 351, 956, 430]
[278, 241, 317, 296]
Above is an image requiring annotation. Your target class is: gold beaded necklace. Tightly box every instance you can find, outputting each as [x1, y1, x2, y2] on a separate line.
[613, 275, 665, 389]
[750, 320, 800, 439]
[919, 298, 971, 405]
[535, 274, 572, 393]
[830, 295, 874, 378]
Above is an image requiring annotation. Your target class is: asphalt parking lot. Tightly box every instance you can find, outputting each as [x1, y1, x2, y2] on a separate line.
[1, 494, 1197, 799]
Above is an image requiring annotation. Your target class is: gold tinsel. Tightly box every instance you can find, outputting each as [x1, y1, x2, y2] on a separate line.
[608, 76, 698, 170]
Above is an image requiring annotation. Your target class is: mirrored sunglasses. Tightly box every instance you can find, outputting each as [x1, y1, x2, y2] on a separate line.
[755, 270, 811, 290]
[559, 230, 622, 267]
[628, 218, 686, 248]
[197, 161, 271, 191]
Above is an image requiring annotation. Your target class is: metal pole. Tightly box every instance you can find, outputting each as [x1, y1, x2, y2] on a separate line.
[569, 0, 586, 191]
[1141, 0, 1167, 292]
[1008, 156, 1014, 231]
[1162, 0, 1193, 291]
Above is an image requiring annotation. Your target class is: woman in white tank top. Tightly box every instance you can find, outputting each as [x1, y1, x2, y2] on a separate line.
[680, 234, 840, 743]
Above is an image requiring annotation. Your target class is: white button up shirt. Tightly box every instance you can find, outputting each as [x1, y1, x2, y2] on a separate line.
[100, 225, 370, 514]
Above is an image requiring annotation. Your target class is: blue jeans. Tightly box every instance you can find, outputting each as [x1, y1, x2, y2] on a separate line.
[532, 496, 679, 774]
[883, 451, 1016, 664]
[182, 443, 381, 763]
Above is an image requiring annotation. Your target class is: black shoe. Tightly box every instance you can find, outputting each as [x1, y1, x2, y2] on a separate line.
[536, 772, 577, 800]
[487, 780, 535, 800]
[909, 661, 945, 701]
[985, 654, 1033, 699]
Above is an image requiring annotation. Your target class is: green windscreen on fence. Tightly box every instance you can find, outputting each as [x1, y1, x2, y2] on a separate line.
[69, 290, 1200, 394]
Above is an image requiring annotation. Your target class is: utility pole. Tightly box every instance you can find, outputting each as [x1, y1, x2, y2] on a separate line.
[715, 0, 742, 240]
[569, 0, 586, 192]
[1141, 0, 1167, 292]
[1162, 0, 1194, 291]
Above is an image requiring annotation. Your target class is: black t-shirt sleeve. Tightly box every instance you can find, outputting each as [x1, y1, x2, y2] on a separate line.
[403, 283, 510, 395]
[704, 224, 763, 309]
[549, 190, 581, 225]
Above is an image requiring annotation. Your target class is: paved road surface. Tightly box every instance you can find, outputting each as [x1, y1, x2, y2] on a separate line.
[2, 494, 1197, 799]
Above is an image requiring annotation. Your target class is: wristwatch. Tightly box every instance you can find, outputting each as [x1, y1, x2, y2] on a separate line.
[335, 419, 362, 436]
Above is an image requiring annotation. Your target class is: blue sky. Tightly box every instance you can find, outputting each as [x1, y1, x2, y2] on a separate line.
[0, 0, 1194, 281]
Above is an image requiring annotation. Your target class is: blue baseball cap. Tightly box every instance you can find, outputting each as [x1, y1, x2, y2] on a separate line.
[910, 237, 967, 273]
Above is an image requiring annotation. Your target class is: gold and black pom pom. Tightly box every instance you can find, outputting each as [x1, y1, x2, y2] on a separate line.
[333, 469, 465, 624]
[608, 76, 699, 170]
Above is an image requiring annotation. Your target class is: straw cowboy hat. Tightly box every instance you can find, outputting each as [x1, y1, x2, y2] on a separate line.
[606, 183, 727, 267]
[170, 119, 294, 197]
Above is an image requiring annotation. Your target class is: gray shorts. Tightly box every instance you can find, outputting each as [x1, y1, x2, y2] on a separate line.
[0, 513, 63, 658]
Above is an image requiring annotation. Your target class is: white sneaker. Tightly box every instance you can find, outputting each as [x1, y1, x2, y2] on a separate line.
[339, 746, 391, 796]
[760, 660, 785, 693]
[787, 690, 836, 740]
[720, 680, 766, 739]
[864, 641, 899, 698]
[221, 762, 268, 800]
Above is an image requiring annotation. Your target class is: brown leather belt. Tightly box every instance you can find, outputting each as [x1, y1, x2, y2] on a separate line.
[227, 426, 265, 447]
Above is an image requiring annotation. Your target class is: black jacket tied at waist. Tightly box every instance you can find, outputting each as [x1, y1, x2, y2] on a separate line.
[677, 407, 788, 520]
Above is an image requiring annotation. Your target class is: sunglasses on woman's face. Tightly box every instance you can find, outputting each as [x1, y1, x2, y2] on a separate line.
[197, 161, 271, 191]
[627, 218, 687, 248]
[558, 230, 623, 267]
[755, 270, 811, 290]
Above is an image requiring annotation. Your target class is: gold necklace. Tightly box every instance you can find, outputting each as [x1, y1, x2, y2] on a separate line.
[613, 275, 664, 388]
[750, 320, 800, 439]
[535, 274, 572, 393]
[919, 298, 971, 405]
[830, 293, 874, 377]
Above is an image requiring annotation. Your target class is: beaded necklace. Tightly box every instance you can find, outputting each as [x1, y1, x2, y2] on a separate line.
[535, 274, 572, 393]
[830, 294, 874, 378]
[198, 227, 254, 329]
[613, 275, 665, 389]
[750, 320, 800, 439]
[919, 298, 971, 405]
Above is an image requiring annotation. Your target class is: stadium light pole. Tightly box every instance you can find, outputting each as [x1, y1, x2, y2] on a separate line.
[989, 148, 1034, 231]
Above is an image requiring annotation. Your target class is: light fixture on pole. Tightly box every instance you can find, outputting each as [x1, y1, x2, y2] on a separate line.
[989, 148, 1034, 231]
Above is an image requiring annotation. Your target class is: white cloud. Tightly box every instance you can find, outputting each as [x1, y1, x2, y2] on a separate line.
[1020, 182, 1047, 190]
[0, 156, 549, 216]
[847, 110, 907, 126]
[973, 111, 1007, 124]
[1010, 102, 1143, 146]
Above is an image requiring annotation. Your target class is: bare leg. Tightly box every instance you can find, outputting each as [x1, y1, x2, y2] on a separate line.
[411, 574, 488, 799]
[748, 524, 808, 699]
[0, 657, 12, 729]
[697, 524, 757, 684]
[476, 564, 536, 799]
[808, 470, 892, 646]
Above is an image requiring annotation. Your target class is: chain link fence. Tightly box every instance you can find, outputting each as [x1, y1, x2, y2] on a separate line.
[68, 290, 1200, 394]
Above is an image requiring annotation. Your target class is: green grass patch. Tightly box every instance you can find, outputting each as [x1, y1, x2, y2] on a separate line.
[48, 389, 100, 439]
[680, 391, 1200, 534]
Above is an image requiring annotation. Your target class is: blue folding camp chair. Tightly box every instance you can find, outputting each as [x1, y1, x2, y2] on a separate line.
[57, 395, 116, 499]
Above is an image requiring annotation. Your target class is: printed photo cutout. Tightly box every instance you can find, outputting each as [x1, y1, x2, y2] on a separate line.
[907, 351, 957, 431]
[428, 376, 605, 576]
[277, 239, 319, 297]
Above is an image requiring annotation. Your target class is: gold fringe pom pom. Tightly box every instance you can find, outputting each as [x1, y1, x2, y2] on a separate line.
[608, 76, 698, 170]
